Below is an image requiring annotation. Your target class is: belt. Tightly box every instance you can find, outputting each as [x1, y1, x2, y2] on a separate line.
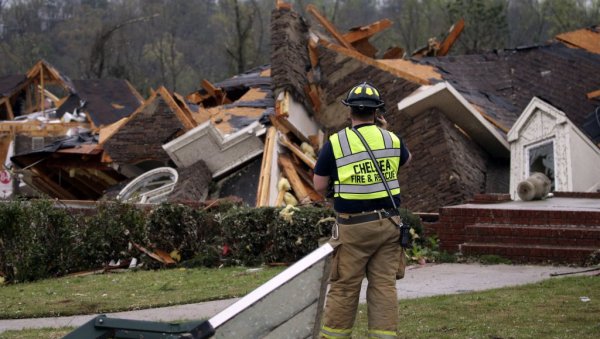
[336, 209, 399, 225]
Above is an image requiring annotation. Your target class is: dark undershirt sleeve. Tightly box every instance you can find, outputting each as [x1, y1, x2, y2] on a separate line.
[399, 138, 410, 166]
[314, 141, 336, 177]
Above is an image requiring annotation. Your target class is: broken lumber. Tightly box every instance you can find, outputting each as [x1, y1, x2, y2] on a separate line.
[279, 133, 316, 169]
[343, 19, 393, 44]
[342, 19, 393, 58]
[308, 40, 319, 68]
[132, 242, 175, 266]
[587, 89, 600, 100]
[278, 153, 309, 202]
[290, 159, 323, 202]
[269, 114, 311, 145]
[256, 126, 277, 206]
[437, 19, 465, 56]
[201, 79, 232, 105]
[306, 4, 355, 51]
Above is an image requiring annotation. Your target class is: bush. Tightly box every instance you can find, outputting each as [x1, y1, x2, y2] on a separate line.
[0, 200, 420, 283]
[146, 203, 221, 267]
[0, 200, 75, 282]
[72, 201, 146, 272]
[219, 206, 335, 266]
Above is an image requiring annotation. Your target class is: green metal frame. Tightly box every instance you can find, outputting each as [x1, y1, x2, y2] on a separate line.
[63, 315, 214, 339]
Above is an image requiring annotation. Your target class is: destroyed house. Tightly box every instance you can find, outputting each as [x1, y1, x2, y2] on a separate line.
[270, 7, 600, 212]
[164, 66, 273, 205]
[10, 133, 126, 200]
[97, 67, 273, 205]
[58, 78, 144, 129]
[0, 60, 143, 199]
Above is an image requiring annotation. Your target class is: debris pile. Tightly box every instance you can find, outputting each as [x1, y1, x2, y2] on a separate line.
[0, 3, 599, 214]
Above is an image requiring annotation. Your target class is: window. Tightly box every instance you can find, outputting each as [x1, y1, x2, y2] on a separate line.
[527, 140, 555, 190]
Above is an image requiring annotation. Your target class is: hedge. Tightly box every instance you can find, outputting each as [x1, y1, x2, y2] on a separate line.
[0, 200, 422, 284]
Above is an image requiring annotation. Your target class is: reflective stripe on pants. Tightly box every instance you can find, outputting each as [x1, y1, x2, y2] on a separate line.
[369, 329, 398, 338]
[320, 325, 352, 338]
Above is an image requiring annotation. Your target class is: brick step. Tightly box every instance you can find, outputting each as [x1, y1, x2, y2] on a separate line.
[464, 224, 600, 247]
[460, 242, 598, 264]
[439, 208, 600, 227]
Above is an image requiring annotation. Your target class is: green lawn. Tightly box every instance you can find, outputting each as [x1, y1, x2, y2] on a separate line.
[1, 268, 599, 338]
[0, 266, 284, 319]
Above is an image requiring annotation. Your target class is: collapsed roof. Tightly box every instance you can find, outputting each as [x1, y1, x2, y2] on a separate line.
[0, 60, 143, 127]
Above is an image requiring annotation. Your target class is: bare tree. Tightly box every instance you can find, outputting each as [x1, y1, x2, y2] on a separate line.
[87, 14, 156, 79]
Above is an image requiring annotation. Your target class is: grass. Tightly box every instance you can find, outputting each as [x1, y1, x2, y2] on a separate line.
[0, 266, 284, 319]
[355, 275, 600, 338]
[0, 328, 72, 339]
[1, 269, 599, 338]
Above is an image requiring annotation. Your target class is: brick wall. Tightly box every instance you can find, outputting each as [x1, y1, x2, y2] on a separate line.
[429, 204, 600, 253]
[395, 108, 494, 212]
[103, 98, 185, 166]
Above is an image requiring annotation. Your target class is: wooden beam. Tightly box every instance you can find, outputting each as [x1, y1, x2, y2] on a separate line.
[201, 79, 232, 105]
[272, 92, 312, 144]
[308, 40, 319, 68]
[26, 83, 33, 113]
[157, 86, 197, 130]
[30, 167, 78, 200]
[62, 171, 103, 198]
[43, 159, 114, 170]
[269, 114, 311, 145]
[278, 153, 309, 202]
[587, 89, 600, 100]
[39, 65, 44, 113]
[279, 133, 316, 169]
[437, 18, 465, 56]
[4, 101, 14, 120]
[319, 39, 430, 85]
[256, 126, 277, 207]
[277, 91, 290, 117]
[343, 19, 392, 43]
[291, 159, 323, 202]
[306, 4, 355, 50]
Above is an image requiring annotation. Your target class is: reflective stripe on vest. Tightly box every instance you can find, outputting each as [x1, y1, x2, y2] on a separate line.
[330, 126, 401, 200]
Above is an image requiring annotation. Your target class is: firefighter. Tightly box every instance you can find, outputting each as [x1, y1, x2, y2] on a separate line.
[313, 82, 411, 338]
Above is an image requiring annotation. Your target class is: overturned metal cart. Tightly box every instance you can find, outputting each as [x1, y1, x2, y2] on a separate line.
[64, 244, 333, 339]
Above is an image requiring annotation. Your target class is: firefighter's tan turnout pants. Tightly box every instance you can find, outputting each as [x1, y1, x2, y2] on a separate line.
[321, 215, 401, 339]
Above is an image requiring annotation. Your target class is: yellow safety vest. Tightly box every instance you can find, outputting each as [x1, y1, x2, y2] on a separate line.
[329, 125, 401, 200]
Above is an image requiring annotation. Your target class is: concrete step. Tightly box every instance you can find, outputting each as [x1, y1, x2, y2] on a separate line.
[464, 224, 600, 247]
[459, 242, 598, 264]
